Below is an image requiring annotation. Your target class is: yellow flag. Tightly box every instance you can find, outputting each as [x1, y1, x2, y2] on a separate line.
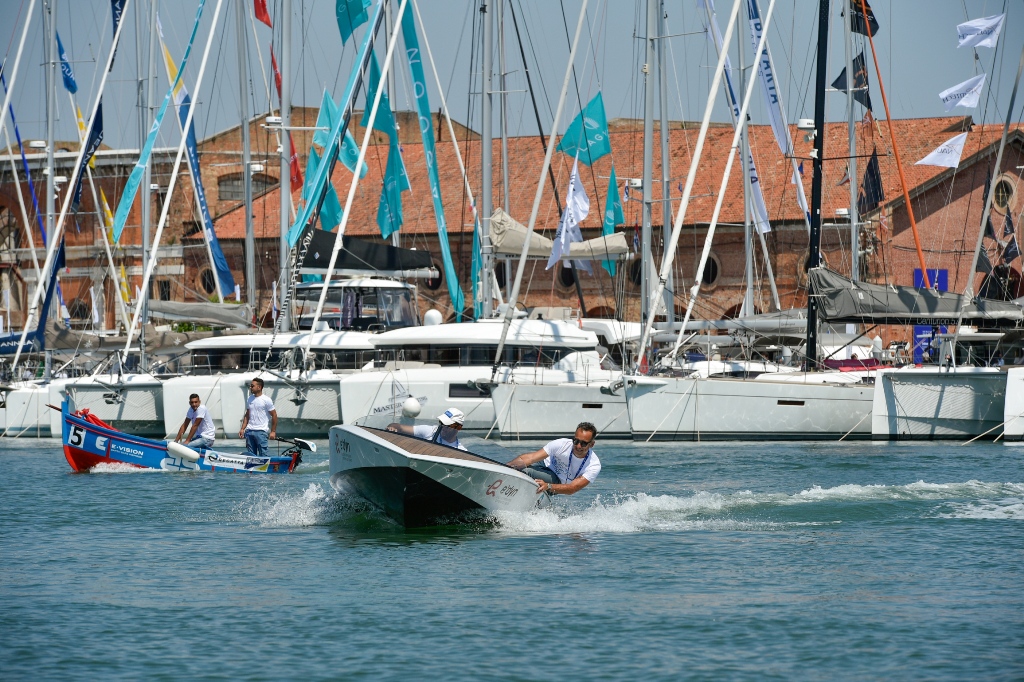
[76, 106, 95, 169]
[119, 265, 131, 304]
[99, 187, 115, 244]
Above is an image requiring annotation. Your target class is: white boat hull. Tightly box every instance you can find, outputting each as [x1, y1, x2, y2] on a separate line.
[1002, 367, 1024, 441]
[219, 371, 344, 438]
[53, 374, 165, 437]
[872, 367, 1006, 440]
[626, 375, 874, 440]
[490, 381, 630, 440]
[329, 424, 543, 526]
[1, 380, 68, 437]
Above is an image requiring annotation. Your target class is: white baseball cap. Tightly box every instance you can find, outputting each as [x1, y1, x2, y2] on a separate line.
[438, 408, 465, 426]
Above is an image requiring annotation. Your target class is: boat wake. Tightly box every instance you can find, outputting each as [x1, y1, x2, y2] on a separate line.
[239, 483, 347, 527]
[491, 480, 1024, 534]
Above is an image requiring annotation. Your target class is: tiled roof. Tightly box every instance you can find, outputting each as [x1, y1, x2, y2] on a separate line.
[211, 115, 1019, 241]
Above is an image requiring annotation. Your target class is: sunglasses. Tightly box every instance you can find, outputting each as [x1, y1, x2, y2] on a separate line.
[571, 436, 592, 447]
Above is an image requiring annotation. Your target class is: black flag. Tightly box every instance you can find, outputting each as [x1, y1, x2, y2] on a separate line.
[1003, 211, 1020, 263]
[857, 149, 884, 215]
[849, 0, 879, 37]
[71, 101, 103, 212]
[109, 0, 125, 70]
[976, 247, 993, 274]
[831, 53, 872, 110]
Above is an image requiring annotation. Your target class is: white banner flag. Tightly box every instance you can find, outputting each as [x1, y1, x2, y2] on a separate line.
[90, 286, 100, 324]
[547, 156, 590, 272]
[916, 132, 968, 168]
[939, 74, 986, 111]
[957, 15, 1004, 49]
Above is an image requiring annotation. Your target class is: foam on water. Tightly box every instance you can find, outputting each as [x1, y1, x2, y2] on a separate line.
[88, 462, 161, 474]
[937, 498, 1024, 520]
[240, 482, 343, 527]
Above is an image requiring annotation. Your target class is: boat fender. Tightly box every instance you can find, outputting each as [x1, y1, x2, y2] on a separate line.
[166, 440, 201, 463]
[402, 397, 422, 418]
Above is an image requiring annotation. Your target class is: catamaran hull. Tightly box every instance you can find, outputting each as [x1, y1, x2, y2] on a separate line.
[872, 368, 1006, 440]
[329, 424, 542, 527]
[626, 375, 874, 440]
[54, 374, 165, 437]
[220, 372, 343, 438]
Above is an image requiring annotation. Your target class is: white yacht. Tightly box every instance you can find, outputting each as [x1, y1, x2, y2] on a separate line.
[338, 318, 601, 433]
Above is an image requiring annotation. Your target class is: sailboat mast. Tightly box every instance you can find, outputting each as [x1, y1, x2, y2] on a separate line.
[657, 0, 673, 323]
[141, 0, 158, 367]
[641, 0, 655, 325]
[739, 11, 754, 316]
[45, 0, 56, 256]
[480, 0, 494, 318]
[237, 0, 256, 317]
[806, 0, 830, 370]
[279, 0, 291, 331]
[844, 0, 858, 281]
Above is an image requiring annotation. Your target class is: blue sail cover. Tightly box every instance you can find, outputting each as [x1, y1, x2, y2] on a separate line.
[401, 8, 466, 319]
[112, 0, 206, 243]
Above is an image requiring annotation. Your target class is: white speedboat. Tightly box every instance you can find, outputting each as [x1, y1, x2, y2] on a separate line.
[329, 423, 544, 527]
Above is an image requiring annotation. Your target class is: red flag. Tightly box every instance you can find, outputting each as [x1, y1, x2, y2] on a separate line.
[254, 0, 272, 28]
[270, 44, 282, 101]
[289, 136, 303, 192]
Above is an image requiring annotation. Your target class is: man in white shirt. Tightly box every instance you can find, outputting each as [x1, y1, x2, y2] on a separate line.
[506, 422, 601, 496]
[174, 393, 216, 450]
[238, 377, 277, 456]
[388, 407, 467, 451]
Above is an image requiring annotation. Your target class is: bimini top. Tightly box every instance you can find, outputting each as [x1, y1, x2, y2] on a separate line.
[185, 330, 376, 351]
[810, 267, 1024, 325]
[372, 318, 598, 348]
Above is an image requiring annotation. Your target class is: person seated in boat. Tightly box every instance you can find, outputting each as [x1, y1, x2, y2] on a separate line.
[238, 377, 277, 456]
[173, 393, 216, 450]
[387, 408, 467, 450]
[506, 422, 601, 496]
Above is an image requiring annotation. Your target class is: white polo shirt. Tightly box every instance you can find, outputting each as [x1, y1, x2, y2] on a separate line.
[245, 395, 275, 432]
[542, 438, 601, 484]
[186, 404, 216, 441]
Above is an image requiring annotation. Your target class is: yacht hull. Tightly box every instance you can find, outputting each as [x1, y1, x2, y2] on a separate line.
[54, 374, 165, 438]
[872, 368, 1006, 440]
[626, 375, 873, 441]
[490, 381, 630, 440]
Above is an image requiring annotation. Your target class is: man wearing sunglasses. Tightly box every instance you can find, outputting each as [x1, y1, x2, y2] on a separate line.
[506, 422, 601, 496]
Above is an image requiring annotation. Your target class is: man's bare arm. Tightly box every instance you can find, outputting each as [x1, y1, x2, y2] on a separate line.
[506, 448, 548, 469]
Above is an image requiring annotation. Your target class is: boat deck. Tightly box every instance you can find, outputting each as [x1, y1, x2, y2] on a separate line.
[365, 428, 507, 467]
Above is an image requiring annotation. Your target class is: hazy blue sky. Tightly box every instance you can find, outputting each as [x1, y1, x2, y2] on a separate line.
[3, 0, 1020, 152]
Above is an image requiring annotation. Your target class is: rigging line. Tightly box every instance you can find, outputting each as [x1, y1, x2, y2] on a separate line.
[456, 0, 478, 288]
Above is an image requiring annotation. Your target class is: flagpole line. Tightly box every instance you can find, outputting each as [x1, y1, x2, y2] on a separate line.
[668, 0, 777, 361]
[2, 120, 39, 280]
[489, 0, 589, 382]
[123, 0, 226, 356]
[303, 0, 409, 359]
[70, 90, 131, 328]
[11, 0, 129, 372]
[631, 0, 741, 370]
[857, 0, 930, 288]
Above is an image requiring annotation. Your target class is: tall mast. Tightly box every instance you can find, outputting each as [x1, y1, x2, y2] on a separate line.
[657, 0, 673, 322]
[844, 0, 858, 280]
[497, 0, 511, 300]
[278, 0, 291, 330]
[237, 0, 256, 316]
[141, 0, 157, 368]
[641, 0, 655, 325]
[44, 0, 56, 259]
[806, 0, 829, 369]
[739, 9, 754, 316]
[480, 0, 493, 317]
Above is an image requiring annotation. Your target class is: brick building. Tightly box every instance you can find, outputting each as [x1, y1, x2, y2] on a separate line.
[2, 111, 1022, 343]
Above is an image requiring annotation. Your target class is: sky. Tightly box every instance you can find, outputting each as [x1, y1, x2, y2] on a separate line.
[2, 0, 1021, 155]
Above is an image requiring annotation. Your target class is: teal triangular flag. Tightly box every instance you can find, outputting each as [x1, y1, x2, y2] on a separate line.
[315, 89, 367, 178]
[361, 53, 397, 138]
[556, 92, 612, 166]
[601, 165, 624, 276]
[336, 0, 371, 45]
[303, 146, 342, 231]
[377, 140, 405, 238]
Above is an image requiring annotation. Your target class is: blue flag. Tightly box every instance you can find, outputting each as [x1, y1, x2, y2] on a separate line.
[56, 33, 77, 94]
[556, 92, 612, 165]
[336, 0, 372, 45]
[314, 89, 367, 178]
[303, 146, 342, 231]
[377, 140, 405, 239]
[601, 165, 624, 276]
[113, 0, 206, 243]
[362, 54, 397, 138]
[401, 7, 466, 319]
[71, 101, 103, 212]
[109, 0, 125, 70]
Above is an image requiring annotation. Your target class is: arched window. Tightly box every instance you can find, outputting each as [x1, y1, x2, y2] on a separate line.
[994, 179, 1015, 211]
[218, 172, 279, 202]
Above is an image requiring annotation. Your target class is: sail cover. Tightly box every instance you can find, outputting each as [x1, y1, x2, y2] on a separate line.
[489, 208, 629, 261]
[298, 229, 435, 277]
[145, 301, 253, 328]
[809, 267, 1024, 324]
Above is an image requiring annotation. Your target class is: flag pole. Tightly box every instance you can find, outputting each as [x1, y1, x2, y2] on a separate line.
[857, 0, 930, 289]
